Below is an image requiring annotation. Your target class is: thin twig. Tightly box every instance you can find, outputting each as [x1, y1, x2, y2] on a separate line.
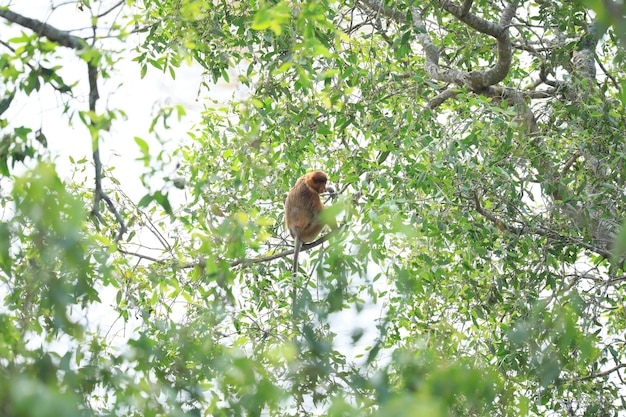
[118, 248, 165, 264]
[96, 0, 125, 19]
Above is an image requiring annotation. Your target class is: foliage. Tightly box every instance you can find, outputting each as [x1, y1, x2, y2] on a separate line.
[1, 0, 626, 416]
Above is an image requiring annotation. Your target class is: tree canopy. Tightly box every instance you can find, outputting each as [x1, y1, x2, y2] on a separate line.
[1, 0, 626, 416]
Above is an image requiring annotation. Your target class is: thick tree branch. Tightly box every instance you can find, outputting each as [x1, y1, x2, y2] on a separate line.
[571, 19, 601, 82]
[0, 9, 84, 49]
[358, 0, 518, 93]
[427, 88, 460, 109]
[409, 7, 470, 87]
[360, 0, 515, 97]
[460, 0, 473, 17]
[483, 86, 538, 134]
[435, 0, 502, 38]
[435, 0, 519, 88]
[356, 0, 408, 25]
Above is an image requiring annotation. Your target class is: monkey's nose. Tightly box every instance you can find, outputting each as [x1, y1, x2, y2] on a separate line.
[326, 185, 336, 195]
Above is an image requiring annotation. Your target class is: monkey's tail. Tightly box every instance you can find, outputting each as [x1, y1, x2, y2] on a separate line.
[293, 236, 301, 274]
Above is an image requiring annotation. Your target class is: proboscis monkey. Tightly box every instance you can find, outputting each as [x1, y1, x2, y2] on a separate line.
[285, 171, 336, 273]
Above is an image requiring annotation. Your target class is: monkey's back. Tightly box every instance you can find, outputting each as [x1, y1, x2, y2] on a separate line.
[285, 177, 325, 242]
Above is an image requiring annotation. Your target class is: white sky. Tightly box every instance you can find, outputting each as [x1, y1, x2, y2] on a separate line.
[1, 0, 234, 200]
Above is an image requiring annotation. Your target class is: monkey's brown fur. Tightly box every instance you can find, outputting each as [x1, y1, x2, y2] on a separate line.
[285, 171, 331, 273]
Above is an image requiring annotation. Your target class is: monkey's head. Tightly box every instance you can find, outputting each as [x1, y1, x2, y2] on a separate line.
[305, 171, 329, 194]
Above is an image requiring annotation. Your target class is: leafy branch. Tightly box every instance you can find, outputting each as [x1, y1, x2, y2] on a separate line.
[119, 227, 342, 273]
[472, 191, 613, 259]
[574, 363, 626, 382]
[228, 227, 342, 268]
[0, 7, 127, 241]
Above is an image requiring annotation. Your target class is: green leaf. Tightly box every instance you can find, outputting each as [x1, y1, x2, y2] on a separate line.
[251, 1, 292, 35]
[0, 222, 11, 274]
[0, 92, 14, 116]
[137, 193, 154, 207]
[154, 191, 173, 215]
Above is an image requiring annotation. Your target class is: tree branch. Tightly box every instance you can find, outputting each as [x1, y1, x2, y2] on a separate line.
[445, 0, 518, 88]
[574, 363, 626, 382]
[472, 192, 613, 259]
[118, 248, 165, 264]
[119, 227, 343, 273]
[229, 227, 341, 268]
[96, 0, 125, 19]
[561, 151, 581, 176]
[358, 0, 518, 92]
[0, 8, 84, 49]
[483, 86, 539, 134]
[472, 192, 521, 234]
[357, 0, 408, 25]
[460, 0, 474, 17]
[0, 39, 73, 95]
[434, 0, 502, 38]
[427, 88, 460, 109]
[88, 62, 127, 241]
